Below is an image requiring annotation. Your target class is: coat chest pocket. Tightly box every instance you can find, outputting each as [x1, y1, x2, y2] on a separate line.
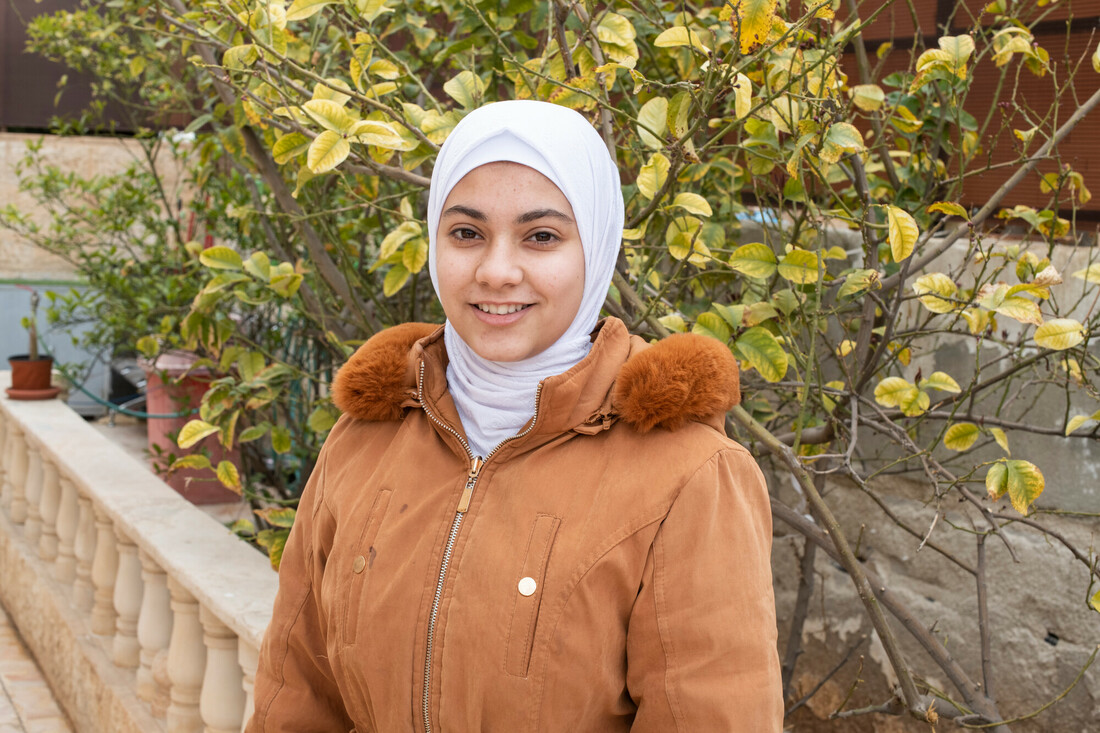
[505, 513, 560, 678]
[341, 489, 393, 646]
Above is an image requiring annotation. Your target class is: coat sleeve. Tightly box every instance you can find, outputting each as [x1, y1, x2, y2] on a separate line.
[626, 446, 783, 732]
[246, 446, 354, 732]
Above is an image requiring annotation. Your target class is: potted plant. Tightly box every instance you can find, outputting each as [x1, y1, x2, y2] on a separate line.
[6, 285, 60, 400]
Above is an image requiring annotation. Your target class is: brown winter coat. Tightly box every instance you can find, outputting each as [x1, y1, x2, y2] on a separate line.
[248, 317, 782, 732]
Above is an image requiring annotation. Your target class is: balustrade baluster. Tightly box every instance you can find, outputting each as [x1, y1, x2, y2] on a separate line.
[137, 550, 172, 708]
[199, 607, 245, 733]
[38, 459, 60, 560]
[0, 413, 8, 511]
[54, 476, 78, 582]
[113, 530, 143, 667]
[238, 641, 258, 733]
[73, 493, 96, 609]
[91, 505, 119, 635]
[8, 425, 28, 523]
[167, 577, 205, 733]
[23, 440, 43, 543]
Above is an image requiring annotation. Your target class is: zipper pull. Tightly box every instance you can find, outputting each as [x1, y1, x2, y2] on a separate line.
[457, 456, 484, 513]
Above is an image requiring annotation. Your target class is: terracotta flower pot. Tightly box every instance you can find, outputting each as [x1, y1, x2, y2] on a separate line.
[6, 355, 61, 400]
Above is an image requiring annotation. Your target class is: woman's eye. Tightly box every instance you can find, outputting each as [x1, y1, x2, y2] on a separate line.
[452, 228, 479, 240]
[531, 231, 557, 244]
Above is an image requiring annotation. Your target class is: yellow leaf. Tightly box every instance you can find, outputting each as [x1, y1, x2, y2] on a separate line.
[349, 119, 413, 150]
[1072, 263, 1100, 284]
[1094, 43, 1100, 73]
[927, 201, 968, 219]
[986, 459, 1044, 515]
[306, 130, 350, 174]
[874, 377, 913, 408]
[671, 192, 712, 217]
[921, 371, 961, 393]
[732, 0, 779, 55]
[944, 422, 979, 451]
[216, 461, 242, 493]
[990, 427, 1010, 455]
[312, 78, 352, 106]
[819, 123, 864, 165]
[899, 387, 930, 417]
[178, 420, 220, 449]
[657, 313, 687, 333]
[654, 26, 710, 55]
[728, 243, 777, 279]
[1034, 319, 1086, 350]
[912, 273, 958, 313]
[850, 84, 885, 112]
[692, 312, 730, 343]
[302, 99, 356, 133]
[1065, 414, 1094, 435]
[637, 96, 669, 150]
[200, 246, 243, 271]
[777, 249, 820, 284]
[272, 132, 310, 164]
[733, 73, 752, 120]
[443, 70, 486, 110]
[886, 205, 919, 262]
[835, 339, 855, 357]
[994, 296, 1042, 326]
[637, 152, 670, 200]
[286, 0, 336, 21]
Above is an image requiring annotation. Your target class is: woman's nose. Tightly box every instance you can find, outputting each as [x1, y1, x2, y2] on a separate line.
[475, 240, 523, 288]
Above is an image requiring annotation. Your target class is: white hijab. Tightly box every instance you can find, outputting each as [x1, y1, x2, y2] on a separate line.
[426, 101, 624, 457]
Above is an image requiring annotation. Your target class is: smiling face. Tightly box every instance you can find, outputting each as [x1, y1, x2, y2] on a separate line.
[435, 162, 585, 362]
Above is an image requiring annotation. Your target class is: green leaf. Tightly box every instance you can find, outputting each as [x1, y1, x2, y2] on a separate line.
[657, 313, 687, 333]
[1034, 319, 1085, 350]
[239, 424, 270, 443]
[443, 70, 486, 110]
[735, 327, 788, 383]
[637, 96, 668, 150]
[637, 152, 670, 200]
[838, 269, 880, 299]
[671, 192, 712, 217]
[927, 201, 969, 218]
[136, 335, 159, 359]
[215, 461, 242, 493]
[302, 99, 356, 133]
[200, 246, 243, 271]
[308, 405, 338, 433]
[728, 243, 777, 279]
[777, 249, 820, 284]
[912, 273, 958, 313]
[307, 130, 351, 174]
[286, 0, 337, 21]
[653, 26, 710, 54]
[272, 132, 310, 164]
[692, 312, 731, 343]
[921, 371, 961, 393]
[238, 350, 265, 382]
[886, 205, 919, 262]
[271, 425, 292, 453]
[178, 419, 220, 449]
[170, 454, 212, 471]
[944, 422, 979, 451]
[819, 122, 863, 164]
[990, 427, 1010, 455]
[986, 459, 1044, 515]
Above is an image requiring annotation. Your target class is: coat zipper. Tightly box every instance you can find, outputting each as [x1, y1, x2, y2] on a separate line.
[417, 361, 544, 733]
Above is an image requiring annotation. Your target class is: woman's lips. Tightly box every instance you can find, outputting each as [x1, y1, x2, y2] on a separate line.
[469, 302, 532, 325]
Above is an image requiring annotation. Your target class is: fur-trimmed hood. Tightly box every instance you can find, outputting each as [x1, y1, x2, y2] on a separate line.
[332, 317, 740, 434]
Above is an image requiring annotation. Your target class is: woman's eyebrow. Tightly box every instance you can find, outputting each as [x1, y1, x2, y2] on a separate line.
[441, 205, 487, 221]
[515, 208, 573, 224]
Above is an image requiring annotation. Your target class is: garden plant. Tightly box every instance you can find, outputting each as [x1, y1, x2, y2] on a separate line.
[10, 0, 1100, 728]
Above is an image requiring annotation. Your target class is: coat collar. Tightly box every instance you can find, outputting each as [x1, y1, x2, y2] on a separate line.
[331, 317, 740, 436]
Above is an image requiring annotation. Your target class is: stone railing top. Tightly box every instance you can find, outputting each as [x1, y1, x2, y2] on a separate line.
[0, 371, 277, 648]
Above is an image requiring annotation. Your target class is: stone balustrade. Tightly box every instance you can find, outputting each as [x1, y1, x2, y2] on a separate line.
[0, 372, 277, 733]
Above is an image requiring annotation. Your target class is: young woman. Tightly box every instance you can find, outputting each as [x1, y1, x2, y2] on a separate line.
[248, 101, 782, 731]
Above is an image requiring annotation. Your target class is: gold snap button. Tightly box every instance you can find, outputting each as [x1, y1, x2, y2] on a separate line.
[353, 555, 366, 573]
[518, 576, 537, 596]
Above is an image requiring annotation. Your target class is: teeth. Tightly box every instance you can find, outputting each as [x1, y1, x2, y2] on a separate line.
[476, 303, 528, 315]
